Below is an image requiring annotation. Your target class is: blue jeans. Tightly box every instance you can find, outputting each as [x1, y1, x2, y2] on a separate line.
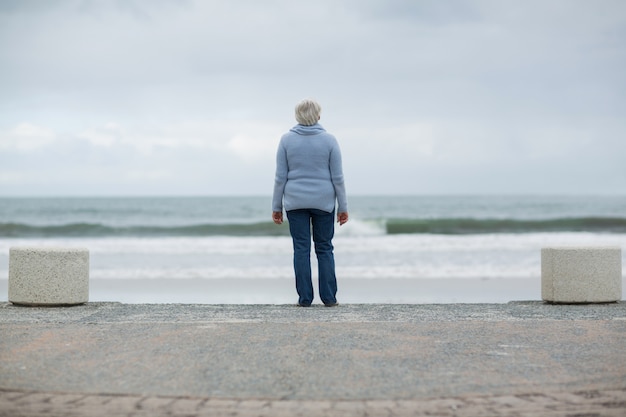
[286, 209, 337, 306]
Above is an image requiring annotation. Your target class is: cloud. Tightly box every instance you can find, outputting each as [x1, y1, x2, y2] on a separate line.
[2, 118, 282, 156]
[227, 134, 277, 162]
[77, 123, 123, 148]
[0, 0, 625, 196]
[0, 118, 283, 195]
[0, 123, 56, 151]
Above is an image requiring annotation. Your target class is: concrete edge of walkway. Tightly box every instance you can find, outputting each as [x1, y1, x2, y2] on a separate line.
[1, 387, 626, 417]
[1, 301, 625, 324]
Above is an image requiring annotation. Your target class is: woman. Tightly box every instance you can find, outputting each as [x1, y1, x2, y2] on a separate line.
[272, 99, 349, 307]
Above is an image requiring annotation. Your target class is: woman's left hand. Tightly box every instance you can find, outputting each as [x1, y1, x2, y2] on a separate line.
[337, 212, 349, 226]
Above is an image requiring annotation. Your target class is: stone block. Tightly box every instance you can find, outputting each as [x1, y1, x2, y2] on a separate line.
[8, 246, 89, 306]
[541, 246, 621, 303]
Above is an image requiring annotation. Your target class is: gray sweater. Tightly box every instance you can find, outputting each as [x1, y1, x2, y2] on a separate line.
[272, 123, 348, 214]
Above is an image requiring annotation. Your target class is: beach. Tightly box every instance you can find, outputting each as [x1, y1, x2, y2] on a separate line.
[1, 196, 625, 305]
[2, 276, 551, 305]
[2, 194, 625, 415]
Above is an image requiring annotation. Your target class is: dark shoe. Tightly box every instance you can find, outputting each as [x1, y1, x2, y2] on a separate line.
[324, 302, 339, 307]
[297, 303, 311, 307]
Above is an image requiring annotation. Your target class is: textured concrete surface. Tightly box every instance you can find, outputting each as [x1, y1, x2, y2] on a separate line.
[1, 302, 625, 416]
[8, 247, 89, 306]
[2, 388, 625, 416]
[542, 246, 622, 303]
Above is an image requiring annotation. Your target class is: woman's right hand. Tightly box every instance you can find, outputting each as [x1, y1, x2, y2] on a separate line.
[272, 211, 283, 225]
[337, 212, 349, 226]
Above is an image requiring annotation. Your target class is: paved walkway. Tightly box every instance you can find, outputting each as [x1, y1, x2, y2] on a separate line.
[1, 302, 625, 416]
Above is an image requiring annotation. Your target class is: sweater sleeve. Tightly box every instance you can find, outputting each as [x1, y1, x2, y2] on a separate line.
[272, 139, 288, 212]
[330, 140, 348, 213]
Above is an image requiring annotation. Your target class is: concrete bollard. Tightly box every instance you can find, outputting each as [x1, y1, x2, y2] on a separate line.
[9, 247, 89, 306]
[541, 246, 622, 304]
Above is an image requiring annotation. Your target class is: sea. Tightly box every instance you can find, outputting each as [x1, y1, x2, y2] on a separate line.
[1, 195, 625, 304]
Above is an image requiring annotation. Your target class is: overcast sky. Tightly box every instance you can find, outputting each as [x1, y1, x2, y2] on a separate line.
[1, 0, 625, 197]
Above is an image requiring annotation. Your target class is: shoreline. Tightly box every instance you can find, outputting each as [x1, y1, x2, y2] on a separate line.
[0, 277, 554, 305]
[2, 276, 626, 304]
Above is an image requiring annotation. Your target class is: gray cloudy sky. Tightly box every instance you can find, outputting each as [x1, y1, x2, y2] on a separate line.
[1, 0, 625, 196]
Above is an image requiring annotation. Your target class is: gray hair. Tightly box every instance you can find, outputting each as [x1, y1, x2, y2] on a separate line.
[294, 99, 321, 126]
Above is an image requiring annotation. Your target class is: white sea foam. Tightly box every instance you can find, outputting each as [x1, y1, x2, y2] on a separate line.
[2, 233, 624, 284]
[334, 219, 386, 236]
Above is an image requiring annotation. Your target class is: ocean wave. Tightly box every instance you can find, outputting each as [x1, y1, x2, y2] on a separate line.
[386, 217, 626, 235]
[0, 222, 290, 238]
[1, 216, 625, 238]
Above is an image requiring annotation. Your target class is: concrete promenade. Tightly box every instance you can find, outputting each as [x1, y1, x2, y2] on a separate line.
[1, 302, 625, 416]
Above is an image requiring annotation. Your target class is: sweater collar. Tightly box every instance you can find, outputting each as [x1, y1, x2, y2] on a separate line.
[290, 123, 326, 136]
